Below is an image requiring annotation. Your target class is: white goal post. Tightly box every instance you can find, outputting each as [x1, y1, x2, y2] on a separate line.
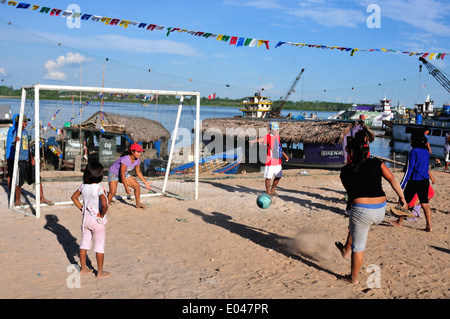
[9, 84, 201, 219]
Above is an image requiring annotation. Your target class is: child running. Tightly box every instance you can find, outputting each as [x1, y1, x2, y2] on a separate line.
[390, 131, 434, 232]
[107, 143, 151, 208]
[336, 131, 407, 284]
[71, 161, 110, 279]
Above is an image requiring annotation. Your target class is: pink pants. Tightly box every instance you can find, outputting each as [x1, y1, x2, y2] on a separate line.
[80, 213, 106, 254]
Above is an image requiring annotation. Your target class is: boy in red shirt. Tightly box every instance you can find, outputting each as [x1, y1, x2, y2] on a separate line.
[250, 122, 289, 196]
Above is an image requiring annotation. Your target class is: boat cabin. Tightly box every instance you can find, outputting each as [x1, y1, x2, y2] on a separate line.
[239, 93, 273, 118]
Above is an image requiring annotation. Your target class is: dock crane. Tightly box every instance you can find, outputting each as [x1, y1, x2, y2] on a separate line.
[269, 68, 305, 117]
[419, 57, 450, 94]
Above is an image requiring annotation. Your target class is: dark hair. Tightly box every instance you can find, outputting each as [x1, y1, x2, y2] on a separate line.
[83, 161, 104, 184]
[410, 129, 428, 149]
[347, 130, 370, 171]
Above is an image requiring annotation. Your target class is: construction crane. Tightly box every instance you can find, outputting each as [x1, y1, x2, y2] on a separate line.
[419, 57, 450, 94]
[269, 68, 305, 117]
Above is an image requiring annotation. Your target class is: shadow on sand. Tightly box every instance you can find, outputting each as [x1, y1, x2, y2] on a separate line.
[188, 208, 343, 280]
[43, 214, 93, 270]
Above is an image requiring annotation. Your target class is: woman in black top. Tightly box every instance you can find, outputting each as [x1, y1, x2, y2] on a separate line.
[336, 131, 407, 284]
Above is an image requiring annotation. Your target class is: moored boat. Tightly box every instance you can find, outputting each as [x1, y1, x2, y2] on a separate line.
[239, 92, 273, 118]
[169, 147, 243, 175]
[390, 96, 450, 159]
[328, 97, 394, 127]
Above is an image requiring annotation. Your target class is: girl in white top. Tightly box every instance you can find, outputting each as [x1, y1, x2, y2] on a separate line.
[72, 161, 110, 279]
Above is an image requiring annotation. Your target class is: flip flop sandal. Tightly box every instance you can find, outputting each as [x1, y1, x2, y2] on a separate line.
[390, 205, 414, 218]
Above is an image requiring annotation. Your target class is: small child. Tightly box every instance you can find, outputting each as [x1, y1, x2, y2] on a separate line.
[71, 161, 110, 279]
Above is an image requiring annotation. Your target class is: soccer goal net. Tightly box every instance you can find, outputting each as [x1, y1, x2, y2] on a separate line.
[9, 84, 201, 219]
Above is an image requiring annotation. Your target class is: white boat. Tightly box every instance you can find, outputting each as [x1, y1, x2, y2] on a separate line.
[328, 97, 394, 127]
[239, 92, 273, 118]
[390, 96, 450, 159]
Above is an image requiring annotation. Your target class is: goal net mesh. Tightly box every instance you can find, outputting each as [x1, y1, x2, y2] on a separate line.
[9, 84, 200, 218]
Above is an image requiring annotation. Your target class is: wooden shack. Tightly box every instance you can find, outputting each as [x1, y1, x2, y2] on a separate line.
[59, 111, 170, 169]
[201, 118, 374, 168]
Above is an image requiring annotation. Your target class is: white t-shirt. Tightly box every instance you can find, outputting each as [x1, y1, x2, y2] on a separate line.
[78, 183, 108, 224]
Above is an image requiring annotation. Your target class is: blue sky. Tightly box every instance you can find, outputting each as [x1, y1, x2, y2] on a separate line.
[1, 0, 449, 108]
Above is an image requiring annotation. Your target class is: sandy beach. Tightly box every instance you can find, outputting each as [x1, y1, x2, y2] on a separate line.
[0, 166, 449, 300]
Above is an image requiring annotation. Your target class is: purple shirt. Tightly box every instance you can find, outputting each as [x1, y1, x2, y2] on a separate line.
[109, 155, 140, 176]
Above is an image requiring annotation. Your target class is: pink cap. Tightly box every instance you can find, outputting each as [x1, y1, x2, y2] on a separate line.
[130, 143, 144, 152]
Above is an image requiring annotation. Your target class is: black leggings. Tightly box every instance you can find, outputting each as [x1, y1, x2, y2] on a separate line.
[404, 179, 430, 204]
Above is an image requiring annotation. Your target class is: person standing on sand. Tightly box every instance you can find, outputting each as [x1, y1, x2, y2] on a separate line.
[107, 143, 151, 208]
[390, 131, 433, 232]
[71, 162, 110, 279]
[444, 132, 450, 173]
[7, 114, 53, 206]
[336, 131, 407, 284]
[249, 122, 289, 196]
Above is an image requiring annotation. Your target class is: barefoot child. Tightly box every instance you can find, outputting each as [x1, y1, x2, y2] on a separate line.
[71, 161, 110, 279]
[390, 130, 434, 232]
[107, 143, 151, 208]
[336, 131, 407, 284]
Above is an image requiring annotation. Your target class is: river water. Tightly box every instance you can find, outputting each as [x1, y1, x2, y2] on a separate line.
[1, 98, 401, 168]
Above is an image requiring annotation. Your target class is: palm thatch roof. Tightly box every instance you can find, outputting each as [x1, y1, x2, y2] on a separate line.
[201, 118, 374, 145]
[73, 111, 170, 142]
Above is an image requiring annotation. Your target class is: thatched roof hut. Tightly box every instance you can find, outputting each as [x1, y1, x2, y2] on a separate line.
[201, 118, 374, 145]
[75, 111, 171, 142]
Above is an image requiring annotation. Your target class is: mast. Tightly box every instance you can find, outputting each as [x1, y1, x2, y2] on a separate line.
[269, 68, 304, 117]
[419, 57, 450, 94]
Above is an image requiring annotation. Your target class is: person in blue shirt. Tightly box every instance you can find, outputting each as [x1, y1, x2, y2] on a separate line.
[444, 132, 450, 173]
[390, 130, 433, 232]
[8, 115, 53, 206]
[6, 113, 20, 191]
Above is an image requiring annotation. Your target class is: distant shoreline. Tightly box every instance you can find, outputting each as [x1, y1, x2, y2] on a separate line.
[0, 95, 352, 112]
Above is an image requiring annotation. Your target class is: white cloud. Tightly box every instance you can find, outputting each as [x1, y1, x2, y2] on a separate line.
[35, 32, 203, 58]
[0, 67, 8, 77]
[226, 0, 366, 28]
[289, 6, 365, 28]
[359, 0, 450, 37]
[228, 0, 450, 33]
[224, 0, 283, 10]
[95, 34, 203, 56]
[43, 52, 90, 81]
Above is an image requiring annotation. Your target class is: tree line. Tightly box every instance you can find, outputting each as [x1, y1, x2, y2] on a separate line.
[0, 86, 354, 111]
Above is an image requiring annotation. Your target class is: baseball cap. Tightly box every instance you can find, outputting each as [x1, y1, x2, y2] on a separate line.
[14, 115, 30, 122]
[130, 143, 144, 152]
[270, 122, 279, 130]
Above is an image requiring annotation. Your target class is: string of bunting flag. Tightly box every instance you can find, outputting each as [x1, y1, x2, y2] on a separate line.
[1, 0, 448, 59]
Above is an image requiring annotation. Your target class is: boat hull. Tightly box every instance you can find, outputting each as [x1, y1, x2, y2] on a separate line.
[170, 147, 243, 175]
[391, 122, 449, 158]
